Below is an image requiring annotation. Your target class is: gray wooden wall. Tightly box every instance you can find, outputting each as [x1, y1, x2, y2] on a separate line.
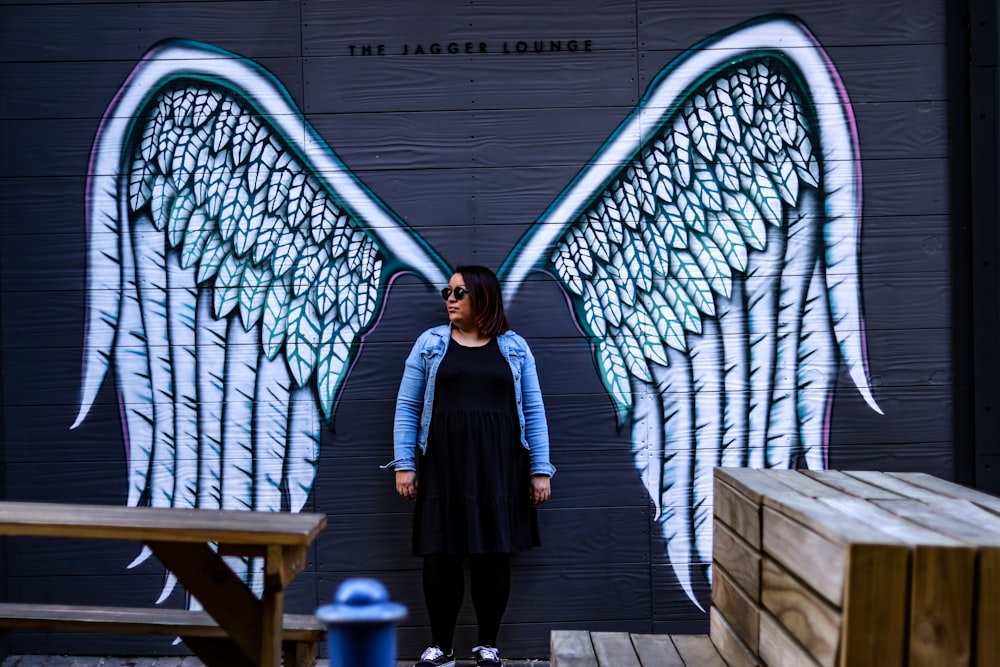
[0, 0, 959, 658]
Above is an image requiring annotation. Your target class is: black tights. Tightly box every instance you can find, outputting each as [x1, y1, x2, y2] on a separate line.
[422, 553, 511, 652]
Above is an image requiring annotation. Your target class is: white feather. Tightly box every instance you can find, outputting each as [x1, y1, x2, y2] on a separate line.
[132, 213, 176, 509]
[221, 322, 257, 511]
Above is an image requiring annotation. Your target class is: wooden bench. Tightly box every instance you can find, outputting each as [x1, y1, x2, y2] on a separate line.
[712, 468, 1000, 667]
[0, 604, 325, 667]
[0, 500, 327, 667]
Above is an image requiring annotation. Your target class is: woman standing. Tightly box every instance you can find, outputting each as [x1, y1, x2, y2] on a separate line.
[390, 265, 555, 667]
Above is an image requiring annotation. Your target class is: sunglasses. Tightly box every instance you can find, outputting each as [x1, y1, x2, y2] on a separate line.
[441, 286, 469, 301]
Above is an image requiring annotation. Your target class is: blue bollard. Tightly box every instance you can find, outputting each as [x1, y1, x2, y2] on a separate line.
[317, 578, 408, 667]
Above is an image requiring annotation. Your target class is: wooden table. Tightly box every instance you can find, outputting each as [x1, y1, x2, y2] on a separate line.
[0, 501, 327, 667]
[712, 468, 1000, 667]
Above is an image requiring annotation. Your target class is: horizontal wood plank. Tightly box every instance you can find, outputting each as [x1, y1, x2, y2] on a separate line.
[550, 630, 598, 667]
[761, 506, 847, 605]
[713, 519, 760, 602]
[591, 632, 641, 667]
[709, 607, 759, 667]
[0, 602, 323, 639]
[714, 476, 761, 549]
[669, 634, 728, 667]
[887, 472, 1000, 514]
[630, 633, 685, 667]
[760, 556, 840, 667]
[710, 566, 758, 655]
[0, 501, 326, 546]
[757, 609, 822, 667]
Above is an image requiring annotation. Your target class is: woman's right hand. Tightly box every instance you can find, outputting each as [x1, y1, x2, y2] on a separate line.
[396, 470, 417, 500]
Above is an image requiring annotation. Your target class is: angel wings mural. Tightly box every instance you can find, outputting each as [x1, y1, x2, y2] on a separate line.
[73, 15, 880, 609]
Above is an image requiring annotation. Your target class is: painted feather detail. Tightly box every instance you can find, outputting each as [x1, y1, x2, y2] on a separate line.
[501, 17, 882, 609]
[74, 41, 449, 600]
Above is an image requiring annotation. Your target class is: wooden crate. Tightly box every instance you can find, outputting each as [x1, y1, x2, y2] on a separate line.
[711, 468, 998, 667]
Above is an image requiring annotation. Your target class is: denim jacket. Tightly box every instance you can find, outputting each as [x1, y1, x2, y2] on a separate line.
[388, 324, 556, 477]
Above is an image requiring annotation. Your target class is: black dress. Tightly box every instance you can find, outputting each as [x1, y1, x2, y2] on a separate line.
[412, 337, 541, 555]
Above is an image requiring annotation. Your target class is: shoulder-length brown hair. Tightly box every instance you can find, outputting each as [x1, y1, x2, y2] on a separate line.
[455, 265, 509, 337]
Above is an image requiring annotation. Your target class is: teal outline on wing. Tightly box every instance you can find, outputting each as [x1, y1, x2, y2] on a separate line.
[500, 15, 881, 608]
[73, 39, 450, 598]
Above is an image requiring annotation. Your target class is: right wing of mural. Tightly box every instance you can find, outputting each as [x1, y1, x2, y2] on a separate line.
[71, 40, 450, 598]
[501, 16, 882, 608]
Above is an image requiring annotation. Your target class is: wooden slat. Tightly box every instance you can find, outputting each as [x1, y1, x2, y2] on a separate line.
[758, 610, 822, 667]
[887, 472, 1000, 514]
[715, 468, 808, 505]
[709, 607, 759, 667]
[630, 634, 685, 667]
[0, 603, 323, 639]
[908, 544, 976, 667]
[711, 566, 759, 655]
[0, 501, 326, 545]
[761, 506, 847, 605]
[714, 476, 761, 549]
[760, 557, 840, 667]
[591, 632, 640, 667]
[765, 492, 909, 549]
[669, 634, 728, 667]
[713, 519, 761, 602]
[843, 470, 948, 499]
[979, 549, 1000, 667]
[749, 469, 847, 498]
[550, 630, 598, 667]
[838, 542, 908, 667]
[801, 470, 909, 500]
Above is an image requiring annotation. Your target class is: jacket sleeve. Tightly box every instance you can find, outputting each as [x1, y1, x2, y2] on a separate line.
[520, 342, 556, 477]
[389, 335, 427, 471]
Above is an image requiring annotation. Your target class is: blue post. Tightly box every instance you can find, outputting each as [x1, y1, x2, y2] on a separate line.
[316, 577, 408, 667]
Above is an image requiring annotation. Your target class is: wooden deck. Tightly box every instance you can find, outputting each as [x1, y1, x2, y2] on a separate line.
[550, 630, 727, 666]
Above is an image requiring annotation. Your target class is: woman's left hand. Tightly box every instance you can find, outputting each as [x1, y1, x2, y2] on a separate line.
[530, 474, 551, 506]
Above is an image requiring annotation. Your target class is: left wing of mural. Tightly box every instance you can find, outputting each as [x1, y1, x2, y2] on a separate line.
[72, 40, 450, 601]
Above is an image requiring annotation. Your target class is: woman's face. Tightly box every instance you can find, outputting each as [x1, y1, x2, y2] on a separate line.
[444, 273, 475, 330]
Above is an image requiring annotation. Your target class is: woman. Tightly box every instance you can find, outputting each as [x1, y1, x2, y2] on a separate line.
[390, 265, 555, 667]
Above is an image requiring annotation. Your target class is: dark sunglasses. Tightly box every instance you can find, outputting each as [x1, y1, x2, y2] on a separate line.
[441, 286, 469, 301]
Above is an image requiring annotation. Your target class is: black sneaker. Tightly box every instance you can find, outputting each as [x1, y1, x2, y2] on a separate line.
[473, 645, 502, 667]
[415, 645, 456, 667]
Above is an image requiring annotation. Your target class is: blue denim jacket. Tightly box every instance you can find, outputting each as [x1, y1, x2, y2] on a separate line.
[388, 324, 556, 477]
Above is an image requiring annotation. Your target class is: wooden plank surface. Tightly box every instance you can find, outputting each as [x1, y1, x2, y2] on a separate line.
[709, 608, 759, 667]
[801, 470, 909, 500]
[669, 634, 728, 667]
[0, 603, 323, 639]
[714, 476, 762, 549]
[0, 501, 327, 545]
[979, 549, 1000, 667]
[887, 472, 1000, 514]
[815, 495, 973, 667]
[713, 520, 761, 601]
[550, 630, 597, 667]
[761, 506, 847, 605]
[760, 557, 840, 667]
[872, 495, 1000, 667]
[591, 632, 640, 667]
[711, 566, 759, 655]
[839, 542, 909, 667]
[550, 632, 723, 667]
[630, 634, 685, 667]
[757, 610, 822, 667]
